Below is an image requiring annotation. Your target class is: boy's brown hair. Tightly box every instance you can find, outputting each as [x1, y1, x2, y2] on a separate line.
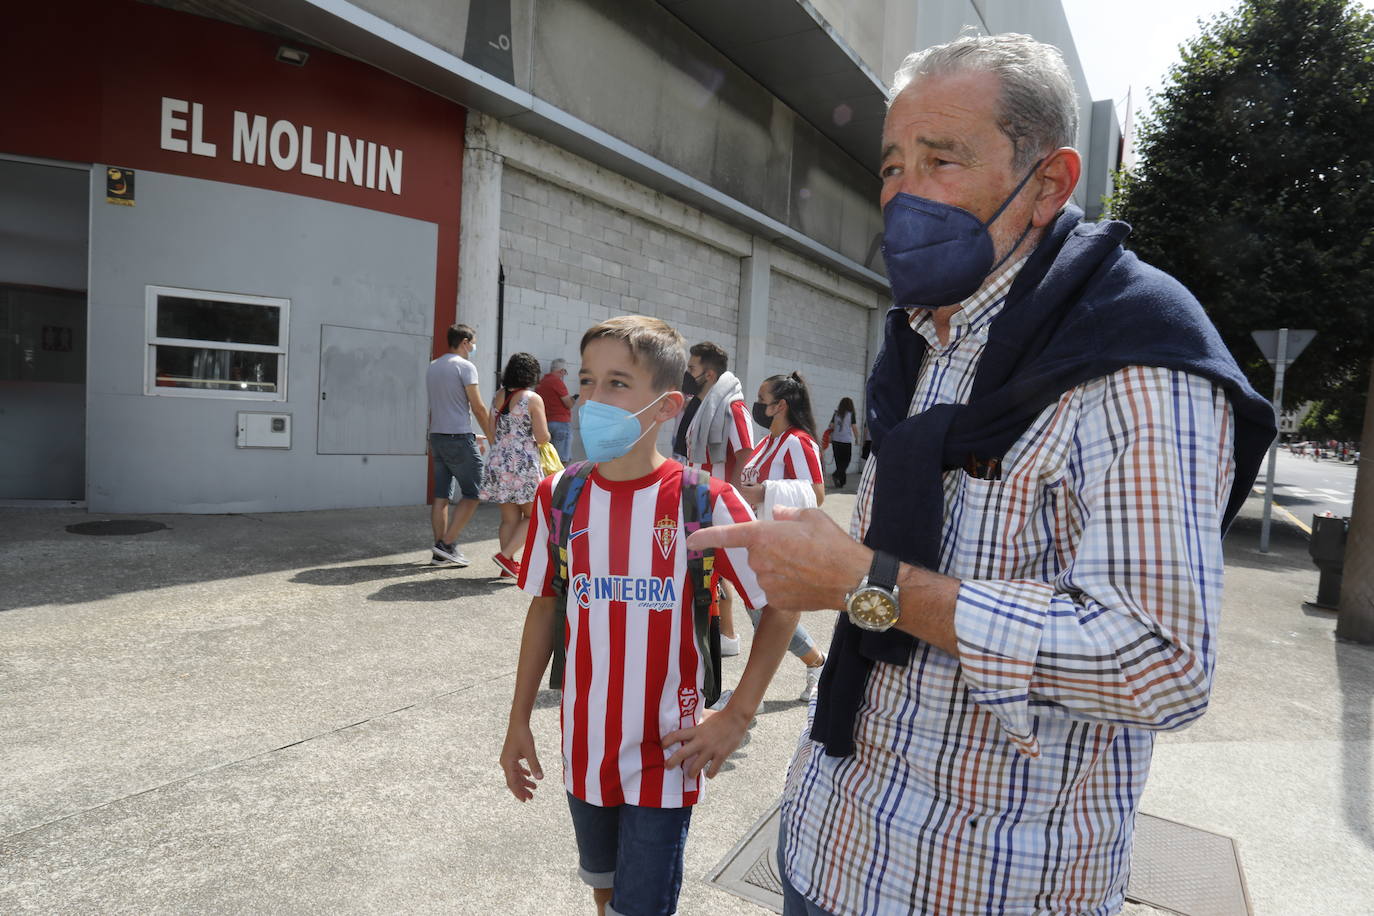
[580, 316, 687, 392]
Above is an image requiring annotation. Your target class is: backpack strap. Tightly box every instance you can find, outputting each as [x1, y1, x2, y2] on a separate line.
[680, 465, 721, 706]
[546, 460, 595, 689]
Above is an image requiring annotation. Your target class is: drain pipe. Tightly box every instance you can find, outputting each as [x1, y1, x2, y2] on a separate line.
[494, 261, 506, 388]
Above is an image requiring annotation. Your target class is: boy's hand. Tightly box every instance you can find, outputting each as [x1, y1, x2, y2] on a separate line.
[661, 705, 750, 780]
[500, 723, 544, 801]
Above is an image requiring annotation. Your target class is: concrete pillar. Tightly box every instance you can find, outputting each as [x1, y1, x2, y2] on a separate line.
[459, 115, 504, 392]
[734, 237, 772, 392]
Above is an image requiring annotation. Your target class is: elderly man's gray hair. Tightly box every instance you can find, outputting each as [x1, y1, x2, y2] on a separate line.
[892, 32, 1079, 172]
[549, 358, 567, 372]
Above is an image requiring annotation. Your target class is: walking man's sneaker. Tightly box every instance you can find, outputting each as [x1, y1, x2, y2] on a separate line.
[719, 633, 741, 657]
[432, 541, 469, 566]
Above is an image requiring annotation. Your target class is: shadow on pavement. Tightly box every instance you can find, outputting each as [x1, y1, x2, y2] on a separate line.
[291, 562, 452, 586]
[368, 575, 509, 602]
[757, 698, 806, 717]
[1222, 514, 1313, 572]
[0, 504, 504, 613]
[1336, 638, 1374, 851]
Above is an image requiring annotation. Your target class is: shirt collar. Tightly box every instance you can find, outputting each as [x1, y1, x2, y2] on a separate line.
[906, 256, 1029, 345]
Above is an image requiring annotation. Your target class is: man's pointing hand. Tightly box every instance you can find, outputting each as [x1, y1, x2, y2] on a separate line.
[685, 506, 871, 612]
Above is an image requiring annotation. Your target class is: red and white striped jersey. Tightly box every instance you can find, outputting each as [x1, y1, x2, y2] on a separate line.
[740, 428, 824, 486]
[688, 399, 757, 482]
[518, 459, 768, 809]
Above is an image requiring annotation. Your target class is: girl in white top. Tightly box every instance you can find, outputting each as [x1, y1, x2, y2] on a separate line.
[737, 372, 828, 701]
[827, 396, 860, 488]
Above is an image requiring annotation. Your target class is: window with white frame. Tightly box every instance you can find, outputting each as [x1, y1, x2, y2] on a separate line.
[145, 286, 289, 400]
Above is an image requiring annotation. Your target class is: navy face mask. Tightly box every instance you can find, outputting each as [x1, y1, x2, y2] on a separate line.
[880, 159, 1044, 309]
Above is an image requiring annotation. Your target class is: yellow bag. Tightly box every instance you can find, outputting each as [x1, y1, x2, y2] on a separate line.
[538, 442, 564, 476]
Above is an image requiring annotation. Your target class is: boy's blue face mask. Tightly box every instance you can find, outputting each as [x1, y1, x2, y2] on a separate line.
[880, 159, 1043, 309]
[578, 393, 667, 463]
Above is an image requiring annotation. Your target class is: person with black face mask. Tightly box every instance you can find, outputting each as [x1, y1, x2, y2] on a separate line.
[731, 371, 828, 701]
[679, 32, 1275, 916]
[671, 378, 701, 464]
[680, 341, 760, 665]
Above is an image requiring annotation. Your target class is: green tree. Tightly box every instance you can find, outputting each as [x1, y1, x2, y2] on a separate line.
[1111, 0, 1374, 427]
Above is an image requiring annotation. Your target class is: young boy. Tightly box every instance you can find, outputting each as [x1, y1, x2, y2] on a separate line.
[500, 316, 800, 916]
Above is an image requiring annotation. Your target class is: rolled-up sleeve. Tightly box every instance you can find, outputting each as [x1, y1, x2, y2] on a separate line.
[954, 367, 1236, 757]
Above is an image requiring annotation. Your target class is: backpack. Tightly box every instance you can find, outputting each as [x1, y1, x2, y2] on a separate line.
[545, 461, 723, 705]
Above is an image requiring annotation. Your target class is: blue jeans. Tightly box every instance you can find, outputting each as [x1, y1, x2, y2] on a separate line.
[566, 792, 693, 915]
[430, 433, 482, 500]
[547, 420, 572, 462]
[745, 605, 817, 659]
[778, 819, 839, 916]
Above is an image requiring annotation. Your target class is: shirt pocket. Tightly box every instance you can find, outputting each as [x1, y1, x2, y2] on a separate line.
[946, 465, 1057, 579]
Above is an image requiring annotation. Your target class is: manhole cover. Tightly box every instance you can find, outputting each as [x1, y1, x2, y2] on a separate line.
[66, 520, 168, 536]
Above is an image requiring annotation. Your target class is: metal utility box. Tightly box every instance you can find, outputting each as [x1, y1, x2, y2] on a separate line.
[1308, 514, 1349, 609]
[237, 412, 291, 449]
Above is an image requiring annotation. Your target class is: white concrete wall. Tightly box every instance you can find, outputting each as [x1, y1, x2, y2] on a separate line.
[472, 112, 891, 464]
[499, 167, 740, 372]
[764, 270, 871, 469]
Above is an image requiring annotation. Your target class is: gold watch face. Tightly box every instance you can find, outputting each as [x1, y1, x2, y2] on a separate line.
[848, 586, 898, 630]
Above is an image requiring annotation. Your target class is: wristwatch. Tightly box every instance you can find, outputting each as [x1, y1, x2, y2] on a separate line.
[845, 551, 901, 632]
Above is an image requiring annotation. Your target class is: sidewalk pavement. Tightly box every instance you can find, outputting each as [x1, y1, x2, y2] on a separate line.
[1, 490, 1369, 914]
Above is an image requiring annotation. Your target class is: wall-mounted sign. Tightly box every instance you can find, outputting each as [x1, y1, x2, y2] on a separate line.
[106, 167, 135, 205]
[159, 96, 404, 195]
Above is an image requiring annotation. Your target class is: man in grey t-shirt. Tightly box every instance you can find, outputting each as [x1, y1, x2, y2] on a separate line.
[425, 323, 493, 566]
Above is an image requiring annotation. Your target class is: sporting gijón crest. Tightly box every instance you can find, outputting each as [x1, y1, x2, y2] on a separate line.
[653, 514, 678, 559]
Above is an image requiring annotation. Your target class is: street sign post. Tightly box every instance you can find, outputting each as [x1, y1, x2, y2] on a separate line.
[1251, 328, 1316, 553]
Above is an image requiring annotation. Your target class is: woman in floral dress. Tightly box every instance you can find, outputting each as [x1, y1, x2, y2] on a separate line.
[479, 352, 550, 578]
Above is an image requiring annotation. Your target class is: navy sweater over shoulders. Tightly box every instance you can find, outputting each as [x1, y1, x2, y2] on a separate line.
[811, 206, 1276, 757]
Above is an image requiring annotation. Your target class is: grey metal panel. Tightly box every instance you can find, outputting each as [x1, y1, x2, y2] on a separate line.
[85, 169, 437, 513]
[317, 324, 428, 455]
[0, 159, 90, 290]
[0, 382, 85, 499]
[0, 159, 90, 501]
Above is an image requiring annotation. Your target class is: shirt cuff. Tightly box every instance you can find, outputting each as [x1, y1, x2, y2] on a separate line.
[954, 578, 1056, 758]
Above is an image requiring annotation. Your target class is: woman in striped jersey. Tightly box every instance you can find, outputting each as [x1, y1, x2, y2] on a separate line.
[736, 372, 828, 701]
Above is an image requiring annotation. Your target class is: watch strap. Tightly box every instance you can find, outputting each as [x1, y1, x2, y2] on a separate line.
[868, 550, 900, 592]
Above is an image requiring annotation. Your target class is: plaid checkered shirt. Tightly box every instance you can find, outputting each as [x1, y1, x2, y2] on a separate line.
[780, 260, 1237, 915]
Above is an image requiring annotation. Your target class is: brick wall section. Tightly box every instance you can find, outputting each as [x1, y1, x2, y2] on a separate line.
[765, 270, 870, 471]
[498, 167, 740, 373]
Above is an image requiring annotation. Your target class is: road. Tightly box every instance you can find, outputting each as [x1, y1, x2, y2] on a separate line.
[1255, 448, 1359, 531]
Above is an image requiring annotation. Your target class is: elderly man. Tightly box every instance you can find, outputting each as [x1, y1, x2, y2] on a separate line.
[535, 357, 574, 461]
[685, 33, 1274, 915]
